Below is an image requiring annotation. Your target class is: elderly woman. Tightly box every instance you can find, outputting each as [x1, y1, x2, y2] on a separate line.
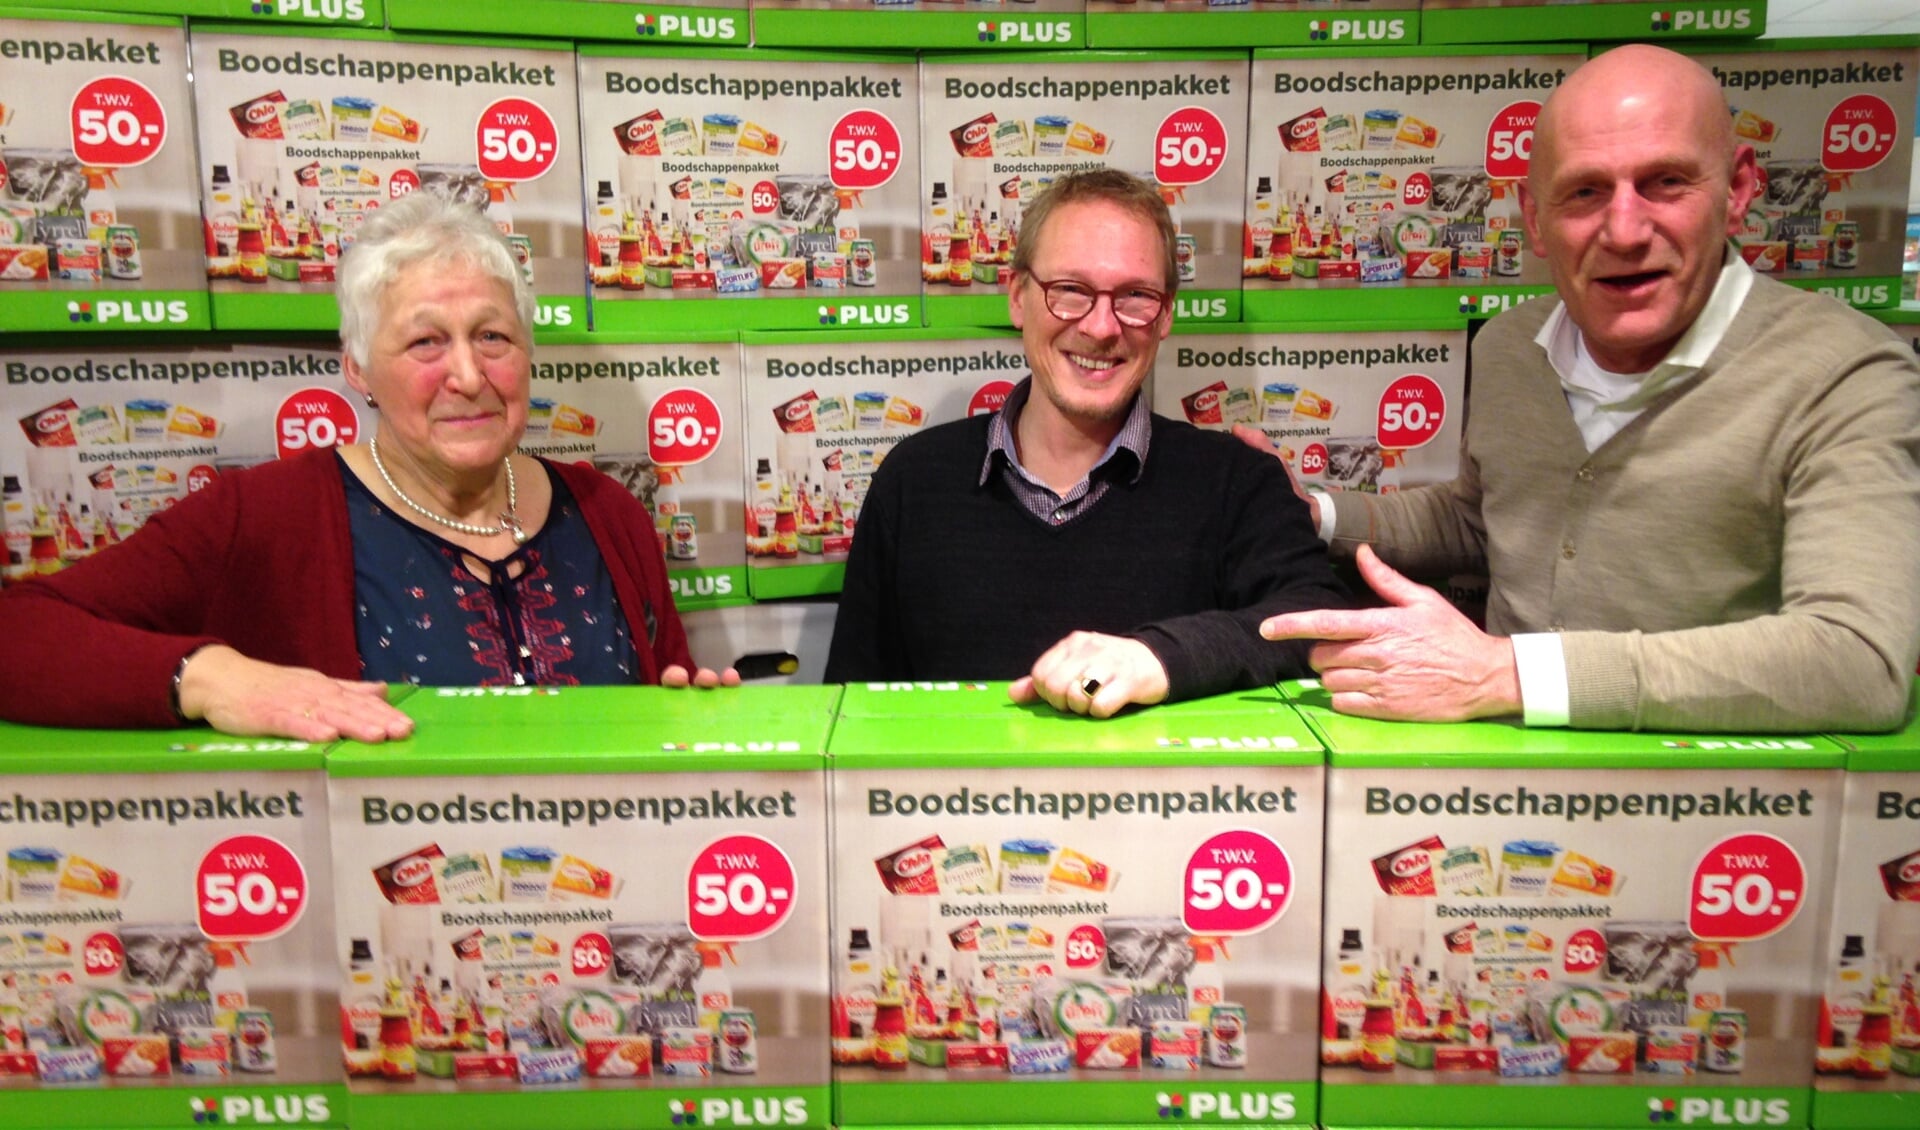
[0, 192, 732, 741]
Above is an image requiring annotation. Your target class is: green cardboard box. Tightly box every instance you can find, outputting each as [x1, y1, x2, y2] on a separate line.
[751, 0, 1086, 52]
[1243, 44, 1582, 324]
[827, 686, 1323, 1124]
[740, 326, 1022, 600]
[0, 722, 346, 1127]
[1810, 683, 1920, 1128]
[1288, 679, 1842, 1128]
[326, 686, 837, 1129]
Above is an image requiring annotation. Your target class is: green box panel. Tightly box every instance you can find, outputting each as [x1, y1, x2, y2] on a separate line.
[1420, 0, 1762, 46]
[386, 0, 748, 43]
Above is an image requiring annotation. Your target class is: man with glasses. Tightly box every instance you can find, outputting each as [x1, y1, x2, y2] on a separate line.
[826, 169, 1347, 716]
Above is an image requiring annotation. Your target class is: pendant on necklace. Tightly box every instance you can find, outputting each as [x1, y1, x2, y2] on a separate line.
[501, 513, 528, 544]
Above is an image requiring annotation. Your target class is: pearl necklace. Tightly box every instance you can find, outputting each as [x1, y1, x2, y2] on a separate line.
[369, 435, 527, 544]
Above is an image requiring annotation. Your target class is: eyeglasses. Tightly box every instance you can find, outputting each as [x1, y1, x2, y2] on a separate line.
[1029, 277, 1169, 328]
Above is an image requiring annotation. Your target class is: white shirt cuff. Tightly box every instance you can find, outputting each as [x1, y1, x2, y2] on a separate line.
[1308, 489, 1336, 542]
[1510, 632, 1570, 728]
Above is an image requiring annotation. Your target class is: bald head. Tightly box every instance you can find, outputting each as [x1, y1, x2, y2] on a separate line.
[1533, 45, 1736, 186]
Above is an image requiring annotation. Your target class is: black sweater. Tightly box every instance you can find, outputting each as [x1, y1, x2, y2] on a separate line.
[824, 410, 1349, 699]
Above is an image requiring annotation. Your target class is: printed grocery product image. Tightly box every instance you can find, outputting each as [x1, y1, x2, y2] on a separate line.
[524, 335, 747, 611]
[1149, 322, 1466, 504]
[1295, 680, 1844, 1128]
[326, 685, 834, 1129]
[919, 51, 1248, 325]
[1245, 45, 1581, 322]
[1810, 701, 1920, 1128]
[1683, 38, 1919, 311]
[188, 23, 587, 333]
[740, 326, 1023, 599]
[0, 723, 344, 1125]
[749, 0, 1085, 53]
[1082, 0, 1418, 52]
[0, 10, 209, 331]
[0, 343, 353, 584]
[577, 46, 922, 332]
[828, 684, 1324, 1125]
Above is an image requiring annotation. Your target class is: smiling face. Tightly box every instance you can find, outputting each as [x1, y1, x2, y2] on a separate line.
[1520, 46, 1757, 373]
[1009, 198, 1173, 437]
[343, 260, 531, 491]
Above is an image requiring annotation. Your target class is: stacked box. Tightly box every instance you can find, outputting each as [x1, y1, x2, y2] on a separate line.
[1291, 679, 1844, 1128]
[1084, 1, 1418, 52]
[1149, 321, 1467, 498]
[1245, 45, 1582, 323]
[740, 326, 1024, 599]
[326, 685, 836, 1130]
[387, 0, 747, 45]
[22, 0, 381, 27]
[577, 46, 923, 333]
[751, 0, 1086, 53]
[828, 684, 1323, 1125]
[525, 334, 748, 611]
[188, 24, 589, 335]
[0, 723, 345, 1128]
[1679, 37, 1920, 311]
[919, 51, 1249, 326]
[1422, 0, 1765, 46]
[0, 8, 208, 331]
[1871, 304, 1920, 354]
[1811, 686, 1920, 1129]
[1, 342, 352, 583]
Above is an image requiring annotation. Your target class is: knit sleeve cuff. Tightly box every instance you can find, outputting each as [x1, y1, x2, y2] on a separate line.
[1560, 630, 1643, 730]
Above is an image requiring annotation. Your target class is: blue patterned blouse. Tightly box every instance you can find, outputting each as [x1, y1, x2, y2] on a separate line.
[342, 455, 638, 686]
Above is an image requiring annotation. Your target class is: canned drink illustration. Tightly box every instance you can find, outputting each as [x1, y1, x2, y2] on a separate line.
[718, 1009, 757, 1074]
[669, 513, 698, 560]
[1206, 1002, 1247, 1068]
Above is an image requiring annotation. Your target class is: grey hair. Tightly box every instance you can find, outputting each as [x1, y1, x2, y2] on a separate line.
[335, 190, 534, 367]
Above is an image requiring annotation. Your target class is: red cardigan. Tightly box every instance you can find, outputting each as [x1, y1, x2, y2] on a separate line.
[0, 449, 693, 728]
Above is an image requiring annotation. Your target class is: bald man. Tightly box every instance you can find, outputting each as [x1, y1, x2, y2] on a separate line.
[1253, 44, 1920, 732]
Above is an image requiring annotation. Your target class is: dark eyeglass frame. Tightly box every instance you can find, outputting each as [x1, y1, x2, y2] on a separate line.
[1028, 276, 1170, 328]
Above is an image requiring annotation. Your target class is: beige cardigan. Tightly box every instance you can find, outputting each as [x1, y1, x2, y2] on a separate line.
[1333, 275, 1920, 732]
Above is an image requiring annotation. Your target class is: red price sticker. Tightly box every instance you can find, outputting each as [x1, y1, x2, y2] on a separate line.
[70, 76, 168, 169]
[1689, 832, 1807, 943]
[1821, 94, 1899, 174]
[275, 388, 361, 461]
[1183, 829, 1294, 936]
[1064, 925, 1106, 970]
[1376, 374, 1446, 451]
[1402, 171, 1432, 208]
[197, 834, 308, 942]
[475, 97, 560, 183]
[750, 179, 781, 215]
[1154, 106, 1229, 187]
[687, 834, 796, 941]
[388, 168, 420, 200]
[968, 379, 1015, 418]
[1563, 927, 1606, 975]
[571, 932, 613, 978]
[1298, 442, 1328, 478]
[1485, 100, 1541, 180]
[829, 109, 903, 191]
[186, 465, 218, 493]
[647, 388, 724, 467]
[83, 932, 124, 977]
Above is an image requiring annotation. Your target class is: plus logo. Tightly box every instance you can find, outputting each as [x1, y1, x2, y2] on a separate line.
[250, 1, 274, 12]
[669, 1100, 702, 1125]
[1157, 738, 1188, 748]
[977, 21, 998, 43]
[1308, 20, 1331, 41]
[1157, 1092, 1187, 1119]
[67, 301, 94, 324]
[818, 305, 839, 326]
[1650, 10, 1675, 30]
[190, 1097, 223, 1124]
[636, 13, 658, 34]
[1650, 1099, 1680, 1123]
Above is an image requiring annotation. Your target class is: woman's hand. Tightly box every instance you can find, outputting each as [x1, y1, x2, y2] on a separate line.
[176, 645, 415, 743]
[661, 664, 743, 689]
